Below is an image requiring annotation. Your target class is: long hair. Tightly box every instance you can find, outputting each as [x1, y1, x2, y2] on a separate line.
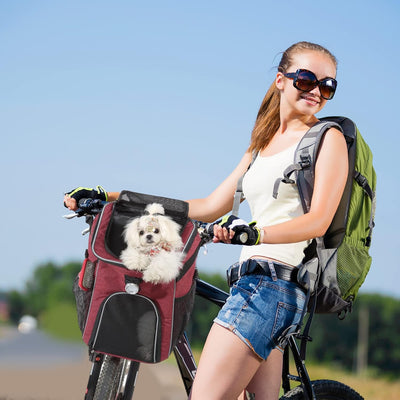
[248, 42, 337, 154]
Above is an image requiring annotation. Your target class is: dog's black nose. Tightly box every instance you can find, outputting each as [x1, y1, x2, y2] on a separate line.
[146, 234, 153, 242]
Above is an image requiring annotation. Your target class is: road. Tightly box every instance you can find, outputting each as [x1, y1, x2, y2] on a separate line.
[0, 327, 187, 400]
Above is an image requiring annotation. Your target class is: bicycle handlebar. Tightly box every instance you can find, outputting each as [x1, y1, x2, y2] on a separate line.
[77, 198, 106, 215]
[194, 220, 249, 245]
[63, 198, 217, 243]
[64, 198, 247, 244]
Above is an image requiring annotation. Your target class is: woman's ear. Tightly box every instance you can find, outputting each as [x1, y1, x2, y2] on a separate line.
[275, 72, 284, 90]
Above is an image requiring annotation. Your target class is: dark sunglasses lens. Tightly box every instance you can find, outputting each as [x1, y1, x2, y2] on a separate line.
[295, 70, 317, 92]
[295, 70, 337, 100]
[319, 79, 337, 100]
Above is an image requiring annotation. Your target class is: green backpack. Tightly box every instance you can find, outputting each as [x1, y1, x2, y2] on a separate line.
[274, 116, 376, 317]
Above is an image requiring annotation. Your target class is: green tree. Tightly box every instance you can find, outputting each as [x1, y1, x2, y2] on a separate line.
[14, 261, 81, 318]
[7, 290, 26, 324]
[306, 293, 400, 377]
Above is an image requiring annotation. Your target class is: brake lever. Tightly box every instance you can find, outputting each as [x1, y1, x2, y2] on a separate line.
[63, 212, 79, 219]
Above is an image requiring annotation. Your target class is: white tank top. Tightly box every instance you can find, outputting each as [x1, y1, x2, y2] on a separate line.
[239, 143, 309, 266]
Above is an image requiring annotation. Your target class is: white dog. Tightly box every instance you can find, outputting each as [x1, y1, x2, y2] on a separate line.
[120, 203, 184, 284]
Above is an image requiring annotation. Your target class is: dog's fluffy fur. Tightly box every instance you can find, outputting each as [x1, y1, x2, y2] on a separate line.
[120, 203, 184, 284]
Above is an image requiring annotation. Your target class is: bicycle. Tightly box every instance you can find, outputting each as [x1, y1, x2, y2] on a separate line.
[65, 197, 364, 400]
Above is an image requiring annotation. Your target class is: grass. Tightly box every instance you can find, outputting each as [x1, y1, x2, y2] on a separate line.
[181, 349, 400, 400]
[40, 302, 82, 341]
[304, 363, 400, 400]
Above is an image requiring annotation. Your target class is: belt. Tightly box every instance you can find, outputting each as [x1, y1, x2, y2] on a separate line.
[227, 259, 299, 286]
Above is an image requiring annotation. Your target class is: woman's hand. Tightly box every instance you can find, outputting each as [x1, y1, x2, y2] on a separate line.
[213, 223, 235, 244]
[212, 215, 262, 245]
[63, 185, 108, 211]
[64, 194, 78, 211]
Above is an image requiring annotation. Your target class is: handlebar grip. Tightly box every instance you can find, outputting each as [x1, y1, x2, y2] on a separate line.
[78, 198, 90, 208]
[237, 232, 248, 244]
[195, 221, 248, 244]
[76, 198, 106, 216]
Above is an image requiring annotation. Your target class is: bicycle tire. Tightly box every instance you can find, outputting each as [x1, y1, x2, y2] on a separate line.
[93, 355, 126, 400]
[279, 379, 364, 400]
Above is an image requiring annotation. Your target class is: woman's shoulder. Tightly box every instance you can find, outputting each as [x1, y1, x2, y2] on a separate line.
[318, 125, 348, 160]
[321, 126, 346, 145]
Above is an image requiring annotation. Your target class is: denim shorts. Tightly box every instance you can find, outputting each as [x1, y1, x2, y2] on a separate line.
[214, 272, 306, 360]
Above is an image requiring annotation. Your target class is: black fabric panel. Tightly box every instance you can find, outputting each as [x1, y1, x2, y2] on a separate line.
[90, 293, 162, 363]
[310, 285, 350, 314]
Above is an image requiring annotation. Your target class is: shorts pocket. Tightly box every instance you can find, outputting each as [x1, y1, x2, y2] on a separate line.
[232, 275, 261, 299]
[271, 301, 303, 346]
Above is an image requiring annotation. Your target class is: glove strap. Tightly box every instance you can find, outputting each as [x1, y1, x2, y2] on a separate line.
[95, 185, 108, 201]
[258, 227, 264, 244]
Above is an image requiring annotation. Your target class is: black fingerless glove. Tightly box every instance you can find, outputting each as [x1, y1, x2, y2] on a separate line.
[217, 215, 262, 245]
[65, 185, 108, 207]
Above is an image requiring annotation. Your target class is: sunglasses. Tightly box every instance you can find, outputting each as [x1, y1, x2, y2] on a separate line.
[283, 69, 337, 100]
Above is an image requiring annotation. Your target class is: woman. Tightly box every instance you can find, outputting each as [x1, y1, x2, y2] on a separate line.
[64, 41, 348, 399]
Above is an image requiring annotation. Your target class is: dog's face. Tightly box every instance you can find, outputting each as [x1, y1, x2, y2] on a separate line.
[124, 211, 183, 252]
[137, 216, 162, 248]
[124, 215, 163, 249]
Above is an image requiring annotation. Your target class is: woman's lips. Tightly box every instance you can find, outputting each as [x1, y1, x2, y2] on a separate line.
[301, 94, 320, 106]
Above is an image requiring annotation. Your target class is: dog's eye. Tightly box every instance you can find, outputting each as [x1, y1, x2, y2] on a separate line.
[139, 230, 145, 236]
[154, 228, 160, 234]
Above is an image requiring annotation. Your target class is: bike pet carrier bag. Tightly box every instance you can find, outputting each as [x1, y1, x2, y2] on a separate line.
[73, 191, 201, 363]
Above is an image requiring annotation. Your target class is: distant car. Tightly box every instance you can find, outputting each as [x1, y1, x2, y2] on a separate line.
[18, 315, 38, 333]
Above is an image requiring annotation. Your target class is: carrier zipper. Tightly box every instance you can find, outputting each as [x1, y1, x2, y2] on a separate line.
[176, 222, 199, 281]
[182, 221, 198, 254]
[168, 282, 177, 355]
[90, 206, 125, 267]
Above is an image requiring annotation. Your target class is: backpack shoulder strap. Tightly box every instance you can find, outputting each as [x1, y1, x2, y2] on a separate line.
[232, 152, 257, 216]
[273, 121, 343, 213]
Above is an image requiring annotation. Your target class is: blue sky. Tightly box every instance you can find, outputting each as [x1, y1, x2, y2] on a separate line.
[1, 1, 399, 299]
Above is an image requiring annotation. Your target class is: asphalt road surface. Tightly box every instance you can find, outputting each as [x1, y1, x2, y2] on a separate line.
[0, 327, 187, 400]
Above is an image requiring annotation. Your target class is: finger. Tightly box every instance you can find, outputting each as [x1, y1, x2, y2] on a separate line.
[213, 226, 230, 243]
[219, 227, 231, 244]
[223, 228, 231, 242]
[65, 197, 78, 211]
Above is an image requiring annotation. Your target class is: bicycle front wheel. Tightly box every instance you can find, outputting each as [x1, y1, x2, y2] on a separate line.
[93, 355, 139, 400]
[280, 379, 364, 400]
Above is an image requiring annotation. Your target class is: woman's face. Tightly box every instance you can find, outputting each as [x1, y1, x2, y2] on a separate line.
[277, 50, 337, 117]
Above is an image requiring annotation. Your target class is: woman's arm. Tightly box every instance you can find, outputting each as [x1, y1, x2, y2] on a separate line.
[64, 152, 252, 217]
[106, 192, 120, 202]
[187, 152, 252, 223]
[107, 152, 252, 221]
[259, 128, 348, 244]
[64, 190, 121, 210]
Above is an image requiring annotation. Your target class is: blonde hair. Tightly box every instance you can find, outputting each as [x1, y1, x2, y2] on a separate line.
[248, 42, 337, 154]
